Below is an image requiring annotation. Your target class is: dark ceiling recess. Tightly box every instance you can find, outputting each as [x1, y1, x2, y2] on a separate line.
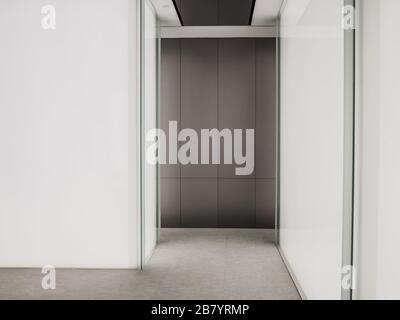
[173, 0, 255, 26]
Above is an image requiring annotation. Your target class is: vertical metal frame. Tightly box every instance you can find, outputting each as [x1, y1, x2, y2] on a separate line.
[351, 0, 361, 300]
[139, 0, 146, 270]
[275, 0, 287, 249]
[341, 0, 356, 300]
[275, 26, 281, 246]
[139, 0, 162, 267]
[156, 25, 162, 244]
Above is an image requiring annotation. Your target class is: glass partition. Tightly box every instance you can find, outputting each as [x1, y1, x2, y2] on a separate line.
[278, 0, 355, 299]
[140, 0, 159, 267]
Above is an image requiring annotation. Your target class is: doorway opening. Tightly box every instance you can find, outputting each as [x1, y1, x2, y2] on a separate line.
[140, 0, 356, 300]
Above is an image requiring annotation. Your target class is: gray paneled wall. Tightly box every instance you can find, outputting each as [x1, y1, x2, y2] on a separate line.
[181, 39, 219, 178]
[161, 38, 276, 228]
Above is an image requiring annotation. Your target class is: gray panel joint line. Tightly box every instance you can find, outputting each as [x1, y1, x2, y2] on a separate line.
[217, 39, 220, 227]
[179, 39, 182, 228]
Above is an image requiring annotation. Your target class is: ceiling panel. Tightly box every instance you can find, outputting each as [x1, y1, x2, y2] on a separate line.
[179, 0, 219, 26]
[251, 0, 284, 25]
[218, 0, 254, 25]
[150, 0, 181, 26]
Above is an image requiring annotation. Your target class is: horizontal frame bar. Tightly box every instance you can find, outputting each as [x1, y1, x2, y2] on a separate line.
[160, 26, 278, 38]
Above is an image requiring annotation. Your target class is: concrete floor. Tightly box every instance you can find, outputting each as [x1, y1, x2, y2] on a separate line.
[0, 229, 300, 300]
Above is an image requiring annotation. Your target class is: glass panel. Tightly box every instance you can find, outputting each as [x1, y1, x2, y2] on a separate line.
[278, 0, 354, 299]
[141, 0, 159, 267]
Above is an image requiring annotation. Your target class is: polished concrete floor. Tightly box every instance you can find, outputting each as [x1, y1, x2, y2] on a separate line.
[0, 229, 300, 300]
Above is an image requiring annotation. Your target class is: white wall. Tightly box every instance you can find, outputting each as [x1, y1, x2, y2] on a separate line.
[144, 0, 158, 263]
[279, 0, 345, 299]
[357, 0, 400, 299]
[0, 0, 140, 268]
